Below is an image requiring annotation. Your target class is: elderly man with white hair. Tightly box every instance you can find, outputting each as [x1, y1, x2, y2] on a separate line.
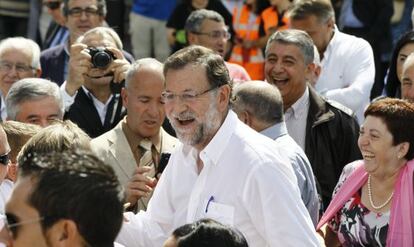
[0, 37, 42, 121]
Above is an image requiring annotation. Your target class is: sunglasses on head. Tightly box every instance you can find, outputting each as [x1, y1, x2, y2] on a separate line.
[43, 1, 61, 10]
[0, 152, 10, 166]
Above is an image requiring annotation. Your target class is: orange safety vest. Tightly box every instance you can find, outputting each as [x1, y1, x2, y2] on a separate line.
[261, 6, 290, 35]
[229, 3, 264, 80]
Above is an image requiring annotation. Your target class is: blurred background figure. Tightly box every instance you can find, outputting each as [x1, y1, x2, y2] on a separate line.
[130, 0, 176, 62]
[0, 0, 30, 40]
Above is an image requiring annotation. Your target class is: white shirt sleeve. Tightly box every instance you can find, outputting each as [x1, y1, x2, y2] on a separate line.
[324, 40, 375, 113]
[60, 81, 77, 112]
[242, 162, 320, 246]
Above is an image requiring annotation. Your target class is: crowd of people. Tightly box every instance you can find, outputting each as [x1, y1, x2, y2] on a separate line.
[0, 0, 412, 246]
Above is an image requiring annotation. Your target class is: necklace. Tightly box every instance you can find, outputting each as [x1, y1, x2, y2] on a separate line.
[367, 175, 394, 210]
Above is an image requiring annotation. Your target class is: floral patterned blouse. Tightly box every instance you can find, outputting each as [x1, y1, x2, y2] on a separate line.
[328, 163, 390, 247]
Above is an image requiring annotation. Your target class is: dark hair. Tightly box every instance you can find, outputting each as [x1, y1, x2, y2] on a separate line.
[62, 0, 107, 17]
[385, 31, 414, 97]
[18, 149, 124, 247]
[364, 98, 414, 160]
[287, 0, 335, 23]
[172, 219, 248, 247]
[163, 45, 231, 89]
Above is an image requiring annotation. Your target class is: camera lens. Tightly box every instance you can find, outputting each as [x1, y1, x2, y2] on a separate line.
[92, 51, 112, 68]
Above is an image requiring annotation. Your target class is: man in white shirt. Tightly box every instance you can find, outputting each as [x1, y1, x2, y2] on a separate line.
[288, 0, 375, 123]
[116, 45, 319, 247]
[231, 80, 319, 226]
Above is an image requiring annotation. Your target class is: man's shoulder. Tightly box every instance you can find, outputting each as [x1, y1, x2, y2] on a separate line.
[332, 31, 372, 51]
[309, 90, 356, 122]
[326, 99, 354, 117]
[91, 124, 125, 152]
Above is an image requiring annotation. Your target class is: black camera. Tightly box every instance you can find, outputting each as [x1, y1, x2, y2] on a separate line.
[88, 47, 115, 68]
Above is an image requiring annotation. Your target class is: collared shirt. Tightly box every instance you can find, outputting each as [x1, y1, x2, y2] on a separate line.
[285, 87, 309, 150]
[60, 81, 116, 125]
[122, 117, 162, 164]
[261, 122, 319, 226]
[316, 27, 374, 123]
[116, 111, 319, 247]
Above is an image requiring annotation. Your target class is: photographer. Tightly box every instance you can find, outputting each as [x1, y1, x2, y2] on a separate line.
[61, 26, 131, 137]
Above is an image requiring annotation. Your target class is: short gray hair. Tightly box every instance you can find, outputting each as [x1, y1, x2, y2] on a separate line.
[125, 58, 164, 88]
[78, 27, 123, 49]
[288, 0, 335, 23]
[266, 29, 315, 65]
[231, 81, 284, 125]
[185, 9, 225, 33]
[6, 78, 64, 120]
[0, 37, 41, 70]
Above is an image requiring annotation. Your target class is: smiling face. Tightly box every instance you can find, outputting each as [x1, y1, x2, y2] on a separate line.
[65, 0, 104, 42]
[358, 115, 406, 174]
[122, 66, 165, 138]
[188, 19, 228, 57]
[164, 64, 225, 150]
[265, 42, 310, 110]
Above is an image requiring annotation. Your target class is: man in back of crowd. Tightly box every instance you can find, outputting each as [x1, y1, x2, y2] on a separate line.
[0, 37, 42, 121]
[92, 58, 177, 212]
[264, 29, 361, 209]
[185, 9, 251, 84]
[231, 80, 319, 226]
[62, 27, 130, 137]
[6, 78, 64, 127]
[401, 52, 414, 102]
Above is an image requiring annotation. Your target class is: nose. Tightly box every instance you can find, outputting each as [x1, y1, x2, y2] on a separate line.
[165, 99, 188, 117]
[358, 133, 369, 146]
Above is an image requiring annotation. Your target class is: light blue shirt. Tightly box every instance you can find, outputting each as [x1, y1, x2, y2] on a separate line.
[261, 122, 320, 226]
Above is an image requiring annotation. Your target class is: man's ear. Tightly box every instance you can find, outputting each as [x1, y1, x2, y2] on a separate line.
[121, 87, 128, 106]
[46, 219, 84, 247]
[217, 84, 231, 113]
[35, 69, 42, 78]
[187, 32, 197, 45]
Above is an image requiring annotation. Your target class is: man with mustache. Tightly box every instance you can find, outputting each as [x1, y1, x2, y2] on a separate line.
[91, 58, 177, 212]
[116, 45, 319, 247]
[61, 26, 129, 137]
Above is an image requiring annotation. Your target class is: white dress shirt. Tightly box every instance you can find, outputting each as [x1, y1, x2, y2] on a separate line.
[0, 95, 6, 121]
[285, 87, 309, 151]
[116, 111, 319, 247]
[316, 28, 375, 123]
[60, 81, 115, 125]
[261, 122, 319, 226]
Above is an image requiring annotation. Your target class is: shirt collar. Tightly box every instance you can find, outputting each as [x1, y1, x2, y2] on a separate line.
[260, 122, 288, 140]
[322, 26, 339, 64]
[199, 110, 237, 166]
[286, 87, 309, 119]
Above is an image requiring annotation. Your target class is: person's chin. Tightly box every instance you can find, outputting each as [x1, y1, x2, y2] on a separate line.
[87, 75, 113, 86]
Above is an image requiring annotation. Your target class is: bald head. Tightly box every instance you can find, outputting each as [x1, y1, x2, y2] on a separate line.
[231, 81, 284, 131]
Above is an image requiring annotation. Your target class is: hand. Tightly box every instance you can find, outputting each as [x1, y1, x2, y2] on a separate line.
[104, 47, 131, 83]
[125, 166, 157, 206]
[66, 43, 91, 96]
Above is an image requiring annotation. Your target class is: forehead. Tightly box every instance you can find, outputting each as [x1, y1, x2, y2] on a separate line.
[165, 64, 209, 91]
[0, 48, 32, 63]
[290, 15, 323, 31]
[130, 67, 164, 90]
[68, 0, 98, 8]
[200, 19, 226, 31]
[81, 32, 116, 47]
[362, 115, 389, 132]
[399, 43, 414, 55]
[267, 42, 304, 60]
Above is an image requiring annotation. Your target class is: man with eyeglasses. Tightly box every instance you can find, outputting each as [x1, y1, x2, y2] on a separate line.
[0, 37, 42, 122]
[0, 149, 125, 247]
[116, 45, 319, 247]
[185, 9, 251, 84]
[40, 0, 107, 86]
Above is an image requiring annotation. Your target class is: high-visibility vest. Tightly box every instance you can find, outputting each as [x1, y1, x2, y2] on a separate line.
[261, 6, 289, 35]
[229, 3, 264, 80]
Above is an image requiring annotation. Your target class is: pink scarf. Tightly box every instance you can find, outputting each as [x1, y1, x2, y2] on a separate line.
[317, 160, 414, 247]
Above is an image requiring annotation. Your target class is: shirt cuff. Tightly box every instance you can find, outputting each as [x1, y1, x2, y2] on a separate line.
[60, 81, 77, 112]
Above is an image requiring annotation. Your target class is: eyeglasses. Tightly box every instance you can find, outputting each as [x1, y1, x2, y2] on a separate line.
[43, 1, 61, 10]
[193, 30, 231, 40]
[0, 61, 35, 73]
[0, 214, 44, 240]
[67, 6, 99, 17]
[0, 151, 10, 166]
[161, 86, 220, 103]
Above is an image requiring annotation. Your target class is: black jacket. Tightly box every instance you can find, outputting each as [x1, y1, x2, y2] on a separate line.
[305, 87, 362, 208]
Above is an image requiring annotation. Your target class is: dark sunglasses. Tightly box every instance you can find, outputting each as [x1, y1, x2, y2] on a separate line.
[43, 1, 61, 10]
[0, 151, 10, 166]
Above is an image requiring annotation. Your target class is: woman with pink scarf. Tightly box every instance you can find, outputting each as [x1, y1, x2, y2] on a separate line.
[317, 98, 414, 247]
